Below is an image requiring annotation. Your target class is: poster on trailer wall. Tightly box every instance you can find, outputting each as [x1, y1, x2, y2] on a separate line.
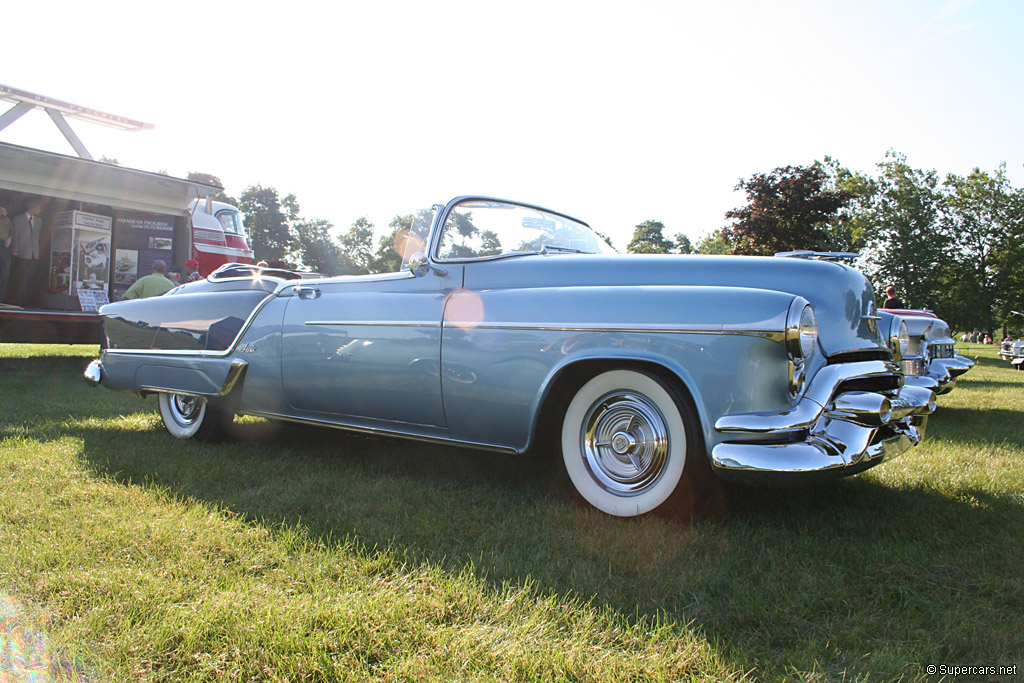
[111, 211, 176, 300]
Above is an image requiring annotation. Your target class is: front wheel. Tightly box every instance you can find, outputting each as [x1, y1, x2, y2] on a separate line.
[560, 369, 709, 518]
[158, 393, 232, 441]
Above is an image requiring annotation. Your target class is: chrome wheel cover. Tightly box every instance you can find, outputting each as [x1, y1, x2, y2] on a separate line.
[168, 394, 203, 428]
[580, 391, 670, 496]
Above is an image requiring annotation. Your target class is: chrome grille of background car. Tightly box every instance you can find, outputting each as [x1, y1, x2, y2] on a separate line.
[928, 343, 955, 359]
[900, 358, 925, 376]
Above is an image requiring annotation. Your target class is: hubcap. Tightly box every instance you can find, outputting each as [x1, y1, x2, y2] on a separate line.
[581, 391, 670, 496]
[170, 394, 202, 427]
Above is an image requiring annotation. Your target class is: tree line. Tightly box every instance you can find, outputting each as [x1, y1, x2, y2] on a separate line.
[192, 150, 1024, 337]
[624, 152, 1024, 337]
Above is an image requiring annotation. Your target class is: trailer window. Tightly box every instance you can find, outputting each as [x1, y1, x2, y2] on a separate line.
[216, 210, 242, 234]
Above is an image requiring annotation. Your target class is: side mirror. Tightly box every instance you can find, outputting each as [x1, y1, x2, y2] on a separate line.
[407, 252, 447, 278]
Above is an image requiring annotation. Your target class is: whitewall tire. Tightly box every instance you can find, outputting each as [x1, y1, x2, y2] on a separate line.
[158, 393, 230, 440]
[560, 369, 707, 518]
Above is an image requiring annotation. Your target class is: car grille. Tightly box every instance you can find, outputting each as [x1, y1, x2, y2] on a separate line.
[928, 343, 955, 360]
[900, 358, 925, 376]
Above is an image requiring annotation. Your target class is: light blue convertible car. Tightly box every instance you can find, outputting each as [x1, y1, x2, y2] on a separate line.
[85, 196, 936, 518]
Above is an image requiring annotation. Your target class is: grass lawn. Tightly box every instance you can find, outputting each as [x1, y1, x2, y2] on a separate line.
[0, 342, 1021, 681]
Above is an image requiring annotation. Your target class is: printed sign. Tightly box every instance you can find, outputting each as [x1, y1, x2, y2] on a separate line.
[77, 289, 109, 312]
[112, 211, 176, 300]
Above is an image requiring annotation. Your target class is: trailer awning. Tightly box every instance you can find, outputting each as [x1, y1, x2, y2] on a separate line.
[0, 142, 220, 215]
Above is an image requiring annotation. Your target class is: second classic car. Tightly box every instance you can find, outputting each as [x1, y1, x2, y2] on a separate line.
[879, 308, 975, 393]
[999, 337, 1024, 367]
[85, 196, 936, 518]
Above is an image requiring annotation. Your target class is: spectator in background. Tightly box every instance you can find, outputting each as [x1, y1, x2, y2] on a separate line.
[183, 258, 202, 282]
[123, 260, 174, 300]
[882, 286, 904, 309]
[0, 206, 12, 302]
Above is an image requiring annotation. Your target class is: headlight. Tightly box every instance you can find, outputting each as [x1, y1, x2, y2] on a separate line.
[786, 299, 817, 360]
[887, 316, 909, 360]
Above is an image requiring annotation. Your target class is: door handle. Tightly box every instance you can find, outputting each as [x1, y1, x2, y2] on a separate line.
[297, 286, 322, 300]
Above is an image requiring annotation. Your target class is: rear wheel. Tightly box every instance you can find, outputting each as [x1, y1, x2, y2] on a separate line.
[158, 393, 232, 441]
[560, 369, 709, 518]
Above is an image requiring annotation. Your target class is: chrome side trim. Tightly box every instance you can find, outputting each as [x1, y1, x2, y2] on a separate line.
[305, 320, 440, 328]
[219, 359, 248, 397]
[442, 321, 785, 340]
[241, 410, 518, 455]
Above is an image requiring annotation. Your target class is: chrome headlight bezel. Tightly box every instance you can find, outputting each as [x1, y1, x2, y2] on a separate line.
[785, 298, 818, 360]
[887, 316, 909, 361]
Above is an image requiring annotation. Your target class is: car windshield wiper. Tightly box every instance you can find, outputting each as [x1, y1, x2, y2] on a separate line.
[540, 244, 587, 254]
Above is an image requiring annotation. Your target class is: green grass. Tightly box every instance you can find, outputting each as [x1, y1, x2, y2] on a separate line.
[1, 343, 1022, 681]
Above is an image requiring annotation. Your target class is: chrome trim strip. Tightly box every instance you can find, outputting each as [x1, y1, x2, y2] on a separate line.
[219, 359, 248, 396]
[305, 320, 440, 328]
[242, 410, 518, 455]
[443, 321, 785, 340]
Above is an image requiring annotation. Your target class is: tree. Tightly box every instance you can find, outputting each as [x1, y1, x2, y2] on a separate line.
[694, 229, 731, 255]
[723, 163, 856, 255]
[239, 185, 298, 262]
[941, 164, 1024, 334]
[627, 220, 673, 254]
[856, 152, 950, 312]
[337, 217, 377, 274]
[673, 233, 693, 255]
[187, 172, 236, 205]
[293, 217, 341, 275]
[371, 214, 416, 273]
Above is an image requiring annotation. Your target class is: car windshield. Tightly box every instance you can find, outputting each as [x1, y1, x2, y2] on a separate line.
[435, 200, 613, 261]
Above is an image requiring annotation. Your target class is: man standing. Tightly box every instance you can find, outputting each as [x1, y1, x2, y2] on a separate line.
[882, 286, 905, 309]
[122, 259, 175, 300]
[0, 206, 12, 303]
[10, 198, 45, 307]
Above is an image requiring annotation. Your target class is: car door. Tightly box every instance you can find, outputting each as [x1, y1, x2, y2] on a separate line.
[280, 268, 460, 427]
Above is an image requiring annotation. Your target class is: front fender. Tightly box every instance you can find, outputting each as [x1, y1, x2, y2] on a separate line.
[440, 285, 806, 452]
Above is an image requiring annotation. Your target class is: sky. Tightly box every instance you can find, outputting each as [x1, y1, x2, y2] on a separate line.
[3, 0, 1023, 250]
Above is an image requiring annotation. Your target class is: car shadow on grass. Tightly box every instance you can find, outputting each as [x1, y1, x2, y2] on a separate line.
[73, 414, 1024, 680]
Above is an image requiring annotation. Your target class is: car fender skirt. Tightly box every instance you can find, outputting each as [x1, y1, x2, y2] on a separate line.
[85, 353, 247, 399]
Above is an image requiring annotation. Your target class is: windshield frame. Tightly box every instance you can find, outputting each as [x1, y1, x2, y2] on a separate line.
[428, 195, 610, 264]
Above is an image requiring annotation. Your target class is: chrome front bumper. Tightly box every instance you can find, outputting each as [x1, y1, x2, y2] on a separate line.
[901, 354, 974, 395]
[711, 360, 935, 483]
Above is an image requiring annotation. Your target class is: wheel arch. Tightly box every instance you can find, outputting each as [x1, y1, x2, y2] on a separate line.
[524, 354, 709, 457]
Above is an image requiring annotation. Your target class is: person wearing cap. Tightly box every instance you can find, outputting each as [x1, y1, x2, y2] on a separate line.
[184, 259, 202, 282]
